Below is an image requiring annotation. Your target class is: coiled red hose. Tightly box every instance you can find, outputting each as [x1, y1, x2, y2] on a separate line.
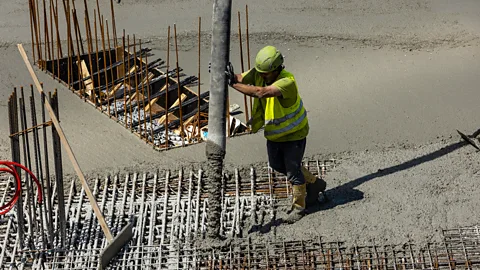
[0, 161, 42, 215]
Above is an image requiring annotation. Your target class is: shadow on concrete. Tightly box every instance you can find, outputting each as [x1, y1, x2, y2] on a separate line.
[249, 128, 480, 234]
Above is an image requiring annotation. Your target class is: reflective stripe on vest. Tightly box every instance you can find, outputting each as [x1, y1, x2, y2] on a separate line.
[262, 94, 308, 140]
[265, 99, 304, 126]
[264, 109, 307, 137]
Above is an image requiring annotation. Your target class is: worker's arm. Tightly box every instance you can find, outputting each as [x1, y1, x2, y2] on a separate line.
[230, 73, 282, 98]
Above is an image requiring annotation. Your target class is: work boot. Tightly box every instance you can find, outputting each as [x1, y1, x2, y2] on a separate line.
[284, 183, 306, 224]
[301, 167, 327, 207]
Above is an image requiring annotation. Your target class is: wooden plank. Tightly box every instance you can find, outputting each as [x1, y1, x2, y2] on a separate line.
[157, 112, 178, 125]
[108, 83, 123, 97]
[17, 44, 114, 242]
[77, 60, 94, 94]
[171, 93, 187, 108]
[144, 83, 168, 112]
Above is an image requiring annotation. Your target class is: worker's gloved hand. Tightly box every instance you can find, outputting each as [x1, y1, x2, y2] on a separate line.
[225, 62, 237, 86]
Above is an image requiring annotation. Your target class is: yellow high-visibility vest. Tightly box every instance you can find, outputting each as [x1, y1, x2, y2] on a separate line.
[250, 93, 308, 141]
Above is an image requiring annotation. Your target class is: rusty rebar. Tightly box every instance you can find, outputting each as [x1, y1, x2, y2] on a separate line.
[94, 10, 102, 111]
[122, 30, 127, 129]
[29, 0, 36, 62]
[197, 17, 201, 141]
[106, 21, 117, 117]
[165, 26, 170, 149]
[100, 16, 111, 116]
[245, 5, 253, 113]
[144, 39, 153, 143]
[173, 24, 185, 146]
[139, 39, 147, 141]
[237, 11, 249, 124]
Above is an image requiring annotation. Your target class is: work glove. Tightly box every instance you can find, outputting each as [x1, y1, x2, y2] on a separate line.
[225, 62, 237, 86]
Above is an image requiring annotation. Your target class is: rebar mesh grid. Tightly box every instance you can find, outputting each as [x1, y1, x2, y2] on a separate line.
[16, 237, 480, 270]
[0, 160, 336, 268]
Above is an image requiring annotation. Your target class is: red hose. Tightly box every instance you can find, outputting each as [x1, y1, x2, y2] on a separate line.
[0, 161, 43, 215]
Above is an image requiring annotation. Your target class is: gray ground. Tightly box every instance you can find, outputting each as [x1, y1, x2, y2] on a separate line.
[0, 0, 479, 246]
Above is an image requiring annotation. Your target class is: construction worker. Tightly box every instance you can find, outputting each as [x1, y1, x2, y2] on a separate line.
[226, 45, 327, 223]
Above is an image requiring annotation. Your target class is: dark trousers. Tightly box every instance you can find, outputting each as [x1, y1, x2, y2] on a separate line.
[266, 138, 306, 186]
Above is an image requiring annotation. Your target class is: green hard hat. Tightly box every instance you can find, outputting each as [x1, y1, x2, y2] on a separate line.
[255, 46, 284, 73]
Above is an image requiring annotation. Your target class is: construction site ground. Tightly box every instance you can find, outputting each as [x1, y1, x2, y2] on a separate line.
[1, 0, 480, 248]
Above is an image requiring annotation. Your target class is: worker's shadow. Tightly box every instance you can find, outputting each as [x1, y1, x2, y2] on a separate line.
[249, 129, 479, 234]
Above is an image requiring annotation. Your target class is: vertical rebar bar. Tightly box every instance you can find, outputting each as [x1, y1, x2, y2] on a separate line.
[245, 5, 252, 112]
[72, 7, 84, 55]
[29, 0, 36, 63]
[85, 14, 95, 103]
[197, 17, 202, 141]
[66, 2, 72, 90]
[127, 34, 133, 131]
[94, 10, 102, 111]
[106, 21, 117, 117]
[173, 24, 185, 147]
[237, 11, 249, 124]
[100, 16, 111, 116]
[8, 88, 24, 249]
[50, 89, 66, 248]
[122, 30, 127, 128]
[40, 91, 54, 246]
[139, 39, 147, 141]
[19, 87, 37, 249]
[53, 0, 61, 80]
[35, 0, 43, 67]
[109, 0, 117, 48]
[49, 0, 54, 72]
[29, 89, 48, 249]
[43, 0, 51, 61]
[32, 0, 42, 65]
[144, 39, 153, 142]
[73, 9, 84, 97]
[165, 26, 170, 149]
[133, 35, 140, 132]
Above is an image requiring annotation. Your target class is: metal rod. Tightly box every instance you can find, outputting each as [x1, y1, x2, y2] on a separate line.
[94, 10, 102, 112]
[72, 7, 85, 55]
[73, 9, 84, 97]
[49, 0, 54, 72]
[49, 89, 66, 248]
[95, 0, 102, 29]
[43, 0, 51, 61]
[237, 11, 249, 124]
[197, 17, 201, 141]
[106, 21, 117, 117]
[19, 87, 37, 249]
[165, 26, 170, 149]
[139, 39, 148, 141]
[174, 24, 185, 146]
[29, 86, 48, 249]
[8, 88, 25, 249]
[133, 35, 140, 132]
[32, 0, 42, 65]
[35, 0, 43, 67]
[29, 0, 36, 63]
[127, 34, 132, 131]
[53, 0, 61, 79]
[100, 16, 111, 116]
[122, 30, 127, 129]
[40, 91, 54, 247]
[246, 5, 253, 112]
[144, 39, 153, 143]
[85, 14, 96, 104]
[109, 0, 117, 48]
[66, 2, 72, 90]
